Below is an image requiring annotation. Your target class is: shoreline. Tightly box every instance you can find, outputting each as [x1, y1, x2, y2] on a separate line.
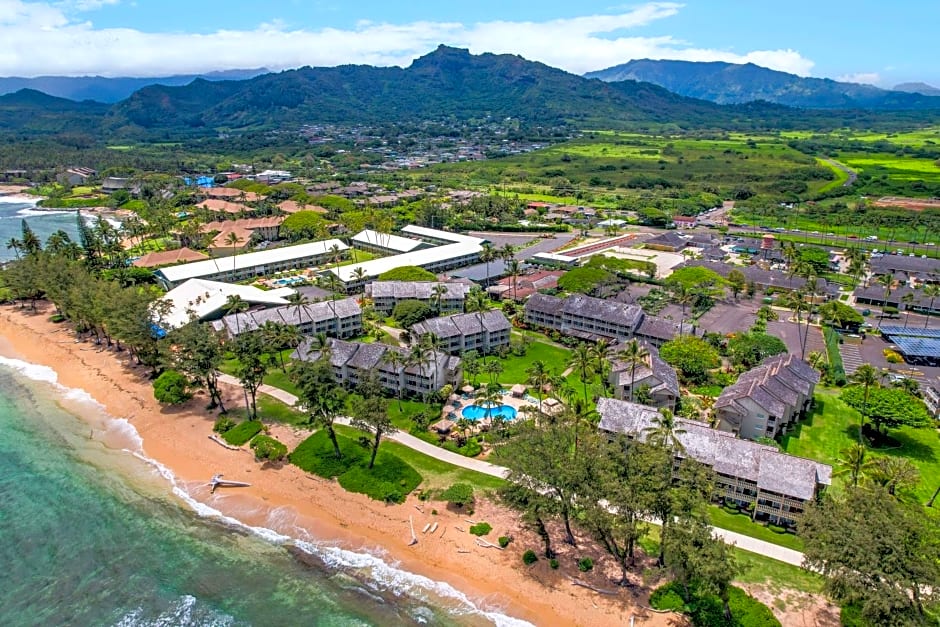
[0, 302, 670, 627]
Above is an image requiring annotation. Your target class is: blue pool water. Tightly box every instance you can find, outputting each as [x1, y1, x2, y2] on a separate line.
[461, 404, 518, 421]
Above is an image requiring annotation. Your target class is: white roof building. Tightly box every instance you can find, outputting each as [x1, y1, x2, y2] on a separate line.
[351, 229, 427, 254]
[324, 242, 481, 288]
[400, 225, 486, 246]
[157, 278, 294, 329]
[155, 239, 348, 288]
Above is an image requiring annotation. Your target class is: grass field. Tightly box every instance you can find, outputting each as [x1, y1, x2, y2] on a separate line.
[477, 339, 572, 386]
[841, 151, 940, 183]
[815, 158, 851, 193]
[708, 506, 804, 551]
[781, 389, 940, 503]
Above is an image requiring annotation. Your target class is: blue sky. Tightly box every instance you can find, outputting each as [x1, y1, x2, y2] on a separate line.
[2, 1, 936, 86]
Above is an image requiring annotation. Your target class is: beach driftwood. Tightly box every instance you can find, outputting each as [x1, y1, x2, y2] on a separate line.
[474, 538, 504, 550]
[208, 473, 251, 494]
[408, 516, 418, 546]
[457, 549, 471, 554]
[208, 434, 241, 450]
[429, 522, 439, 535]
[422, 523, 432, 534]
[569, 578, 618, 596]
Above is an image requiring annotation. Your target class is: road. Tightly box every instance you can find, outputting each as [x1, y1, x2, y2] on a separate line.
[819, 157, 857, 187]
[217, 374, 806, 566]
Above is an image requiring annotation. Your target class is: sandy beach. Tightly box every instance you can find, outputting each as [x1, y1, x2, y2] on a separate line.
[0, 302, 674, 627]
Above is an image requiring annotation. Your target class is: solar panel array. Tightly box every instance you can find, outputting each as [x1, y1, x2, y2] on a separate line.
[892, 336, 940, 358]
[880, 326, 940, 339]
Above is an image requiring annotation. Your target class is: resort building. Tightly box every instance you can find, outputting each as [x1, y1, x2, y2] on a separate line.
[410, 310, 512, 355]
[350, 229, 429, 255]
[596, 398, 832, 526]
[714, 354, 820, 440]
[157, 278, 294, 329]
[365, 281, 470, 315]
[307, 226, 489, 291]
[211, 297, 362, 339]
[608, 343, 679, 410]
[155, 239, 349, 289]
[133, 247, 209, 268]
[524, 293, 686, 345]
[293, 337, 461, 397]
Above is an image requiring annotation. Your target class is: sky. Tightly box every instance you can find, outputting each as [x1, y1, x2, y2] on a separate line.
[1, 0, 937, 87]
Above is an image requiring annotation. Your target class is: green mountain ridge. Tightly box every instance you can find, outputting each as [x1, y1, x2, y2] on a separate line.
[1, 46, 939, 141]
[585, 59, 940, 110]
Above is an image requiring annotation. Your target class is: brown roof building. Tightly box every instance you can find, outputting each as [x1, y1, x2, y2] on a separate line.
[133, 247, 209, 268]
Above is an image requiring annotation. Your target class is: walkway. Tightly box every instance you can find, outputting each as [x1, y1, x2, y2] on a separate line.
[217, 374, 805, 566]
[839, 342, 864, 375]
[217, 374, 508, 479]
[803, 325, 826, 356]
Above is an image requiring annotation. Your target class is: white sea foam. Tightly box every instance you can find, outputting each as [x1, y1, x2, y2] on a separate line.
[0, 194, 39, 204]
[114, 594, 236, 627]
[0, 354, 532, 627]
[16, 207, 70, 217]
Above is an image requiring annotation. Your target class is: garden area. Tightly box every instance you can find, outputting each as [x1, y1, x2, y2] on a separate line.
[781, 389, 940, 502]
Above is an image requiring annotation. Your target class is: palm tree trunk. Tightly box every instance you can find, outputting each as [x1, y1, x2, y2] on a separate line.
[926, 297, 936, 329]
[927, 484, 940, 507]
[327, 422, 342, 459]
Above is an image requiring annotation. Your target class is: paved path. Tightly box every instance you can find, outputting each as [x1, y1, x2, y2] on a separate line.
[218, 374, 804, 565]
[840, 342, 864, 375]
[803, 325, 826, 356]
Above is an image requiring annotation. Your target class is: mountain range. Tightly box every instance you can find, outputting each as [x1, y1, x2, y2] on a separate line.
[1, 46, 938, 141]
[0, 69, 268, 103]
[585, 59, 940, 110]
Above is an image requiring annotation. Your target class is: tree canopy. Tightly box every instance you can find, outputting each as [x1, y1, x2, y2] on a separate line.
[841, 385, 931, 433]
[557, 266, 616, 295]
[392, 299, 435, 327]
[281, 210, 329, 240]
[378, 266, 438, 282]
[660, 335, 720, 384]
[726, 332, 787, 370]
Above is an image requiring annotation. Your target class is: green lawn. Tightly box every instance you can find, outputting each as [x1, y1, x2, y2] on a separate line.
[335, 424, 506, 491]
[485, 340, 572, 385]
[708, 506, 804, 551]
[781, 389, 940, 502]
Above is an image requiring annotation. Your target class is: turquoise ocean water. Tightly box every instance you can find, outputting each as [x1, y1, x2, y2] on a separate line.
[0, 356, 526, 627]
[0, 196, 87, 262]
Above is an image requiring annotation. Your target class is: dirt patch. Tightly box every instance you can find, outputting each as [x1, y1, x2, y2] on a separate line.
[742, 584, 840, 627]
[873, 196, 940, 211]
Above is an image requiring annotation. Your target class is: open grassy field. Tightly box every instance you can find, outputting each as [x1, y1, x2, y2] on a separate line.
[781, 388, 940, 503]
[417, 131, 833, 202]
[841, 151, 940, 183]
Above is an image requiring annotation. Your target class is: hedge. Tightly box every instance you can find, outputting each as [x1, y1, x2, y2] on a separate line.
[250, 435, 287, 462]
[469, 522, 492, 536]
[823, 327, 847, 386]
[222, 420, 263, 446]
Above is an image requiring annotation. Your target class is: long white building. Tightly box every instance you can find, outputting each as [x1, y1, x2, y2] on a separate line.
[320, 226, 486, 291]
[155, 239, 349, 289]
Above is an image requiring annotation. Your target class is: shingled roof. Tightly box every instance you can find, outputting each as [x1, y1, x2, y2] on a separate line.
[562, 294, 643, 329]
[366, 281, 470, 301]
[610, 343, 679, 398]
[596, 397, 830, 500]
[411, 310, 511, 339]
[212, 297, 361, 336]
[715, 354, 820, 421]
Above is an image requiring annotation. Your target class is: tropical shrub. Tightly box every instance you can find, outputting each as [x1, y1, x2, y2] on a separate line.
[392, 299, 434, 327]
[469, 522, 492, 536]
[213, 415, 236, 433]
[152, 370, 191, 404]
[378, 266, 437, 282]
[549, 558, 559, 569]
[522, 550, 538, 565]
[577, 557, 594, 572]
[440, 482, 474, 508]
[250, 435, 288, 462]
[498, 535, 511, 548]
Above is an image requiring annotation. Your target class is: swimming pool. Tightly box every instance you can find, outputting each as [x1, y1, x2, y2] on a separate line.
[461, 404, 518, 421]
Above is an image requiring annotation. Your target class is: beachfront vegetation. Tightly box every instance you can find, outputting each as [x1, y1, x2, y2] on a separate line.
[222, 420, 263, 446]
[651, 582, 781, 627]
[250, 435, 288, 462]
[289, 430, 420, 503]
[469, 522, 492, 536]
[440, 482, 475, 509]
[152, 370, 191, 404]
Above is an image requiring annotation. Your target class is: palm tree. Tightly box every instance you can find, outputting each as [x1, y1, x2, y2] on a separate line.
[383, 350, 407, 410]
[474, 383, 502, 423]
[643, 408, 686, 454]
[483, 360, 502, 386]
[867, 456, 920, 498]
[592, 339, 613, 393]
[923, 284, 940, 330]
[876, 273, 893, 329]
[500, 243, 515, 263]
[506, 259, 522, 301]
[525, 360, 551, 414]
[353, 266, 367, 290]
[567, 343, 595, 403]
[480, 243, 496, 286]
[806, 350, 826, 375]
[420, 333, 445, 398]
[286, 291, 310, 331]
[834, 443, 871, 487]
[5, 237, 21, 260]
[671, 283, 694, 334]
[465, 287, 489, 363]
[407, 342, 430, 400]
[225, 231, 244, 281]
[430, 282, 448, 314]
[617, 339, 649, 403]
[223, 294, 249, 334]
[850, 363, 880, 441]
[780, 288, 810, 359]
[902, 291, 916, 328]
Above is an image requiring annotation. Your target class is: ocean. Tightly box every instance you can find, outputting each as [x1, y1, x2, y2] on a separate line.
[0, 357, 526, 627]
[0, 196, 88, 262]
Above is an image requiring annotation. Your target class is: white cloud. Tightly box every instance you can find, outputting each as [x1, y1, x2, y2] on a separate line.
[0, 1, 816, 78]
[836, 72, 882, 86]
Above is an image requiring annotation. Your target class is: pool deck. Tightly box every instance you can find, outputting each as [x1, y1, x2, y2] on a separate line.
[440, 388, 541, 430]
